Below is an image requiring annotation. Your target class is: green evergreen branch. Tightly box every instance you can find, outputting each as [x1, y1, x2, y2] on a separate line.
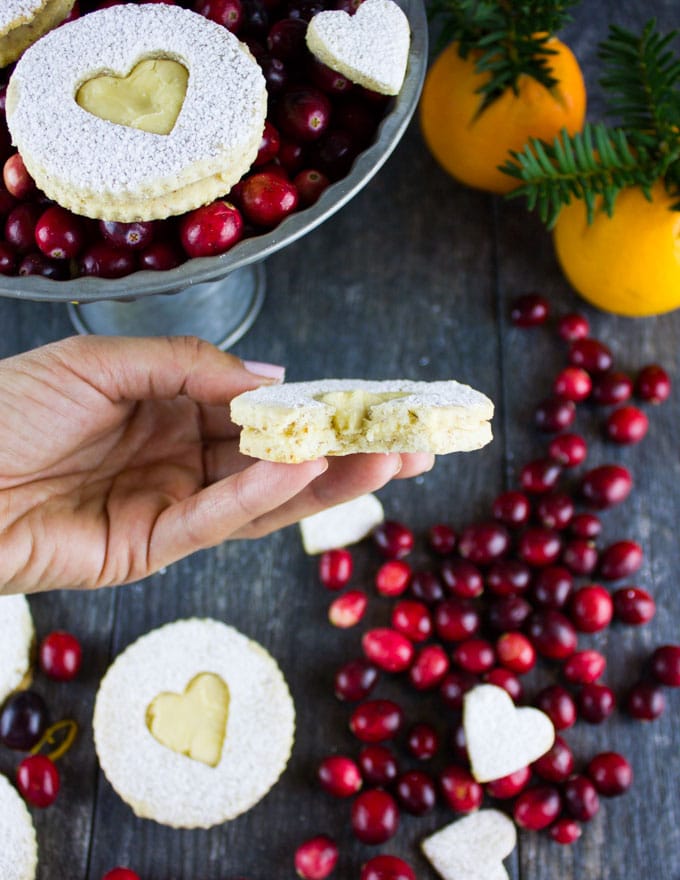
[428, 0, 579, 111]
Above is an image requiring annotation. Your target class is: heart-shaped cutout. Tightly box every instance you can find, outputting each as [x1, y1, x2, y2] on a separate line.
[76, 57, 188, 135]
[306, 0, 410, 96]
[146, 672, 229, 767]
[464, 684, 555, 783]
[422, 810, 517, 880]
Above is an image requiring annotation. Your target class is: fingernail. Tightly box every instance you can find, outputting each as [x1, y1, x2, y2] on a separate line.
[393, 455, 403, 475]
[243, 360, 286, 382]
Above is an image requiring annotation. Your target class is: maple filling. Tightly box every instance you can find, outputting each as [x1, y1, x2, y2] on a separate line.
[315, 391, 410, 435]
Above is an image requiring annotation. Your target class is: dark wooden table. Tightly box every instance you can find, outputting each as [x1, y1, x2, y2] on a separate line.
[1, 1, 679, 878]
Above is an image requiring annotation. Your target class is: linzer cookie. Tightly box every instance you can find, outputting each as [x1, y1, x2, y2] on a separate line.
[6, 4, 267, 221]
[93, 618, 295, 829]
[0, 773, 38, 880]
[0, 0, 75, 68]
[231, 379, 494, 463]
[0, 596, 34, 703]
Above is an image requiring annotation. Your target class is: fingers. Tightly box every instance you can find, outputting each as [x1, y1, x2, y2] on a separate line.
[147, 458, 327, 569]
[395, 452, 435, 479]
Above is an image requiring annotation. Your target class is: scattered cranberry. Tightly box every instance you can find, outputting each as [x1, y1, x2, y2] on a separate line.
[486, 595, 532, 632]
[606, 405, 649, 444]
[391, 600, 432, 642]
[532, 566, 574, 609]
[39, 631, 82, 681]
[578, 683, 616, 724]
[485, 766, 531, 799]
[520, 459, 562, 494]
[360, 855, 415, 880]
[569, 584, 613, 633]
[441, 559, 484, 598]
[587, 752, 633, 796]
[557, 312, 589, 341]
[533, 736, 575, 784]
[553, 367, 592, 401]
[434, 599, 480, 642]
[450, 723, 469, 762]
[102, 870, 141, 880]
[318, 755, 362, 798]
[428, 523, 457, 555]
[613, 587, 655, 625]
[373, 521, 414, 559]
[561, 539, 598, 575]
[0, 691, 49, 751]
[457, 522, 509, 564]
[548, 433, 587, 467]
[563, 650, 606, 685]
[569, 513, 602, 539]
[535, 686, 577, 730]
[492, 490, 531, 527]
[294, 835, 339, 879]
[439, 766, 483, 813]
[626, 681, 665, 720]
[534, 395, 576, 432]
[3, 153, 36, 199]
[328, 590, 367, 627]
[240, 171, 298, 227]
[598, 540, 643, 580]
[591, 370, 633, 405]
[568, 338, 613, 373]
[635, 364, 671, 403]
[439, 670, 477, 710]
[409, 645, 450, 690]
[549, 818, 583, 845]
[334, 659, 378, 702]
[351, 789, 399, 844]
[410, 570, 445, 604]
[526, 610, 578, 660]
[563, 775, 600, 822]
[362, 629, 413, 673]
[496, 632, 536, 674]
[513, 785, 562, 830]
[375, 560, 411, 597]
[536, 493, 574, 530]
[452, 638, 496, 674]
[406, 723, 439, 761]
[318, 548, 353, 589]
[518, 527, 562, 567]
[179, 200, 243, 257]
[358, 745, 398, 786]
[350, 700, 403, 743]
[484, 667, 524, 702]
[486, 560, 531, 596]
[395, 770, 437, 815]
[510, 293, 549, 326]
[17, 755, 60, 808]
[580, 464, 633, 509]
[650, 645, 680, 687]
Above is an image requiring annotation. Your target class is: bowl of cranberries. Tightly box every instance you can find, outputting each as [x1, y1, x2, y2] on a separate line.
[0, 0, 427, 347]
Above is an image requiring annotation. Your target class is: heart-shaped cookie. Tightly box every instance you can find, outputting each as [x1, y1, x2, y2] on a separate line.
[146, 672, 230, 768]
[463, 684, 555, 783]
[306, 0, 410, 96]
[422, 810, 517, 880]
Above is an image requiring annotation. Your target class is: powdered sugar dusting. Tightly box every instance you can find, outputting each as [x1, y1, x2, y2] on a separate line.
[7, 5, 267, 197]
[0, 595, 34, 704]
[0, 0, 47, 32]
[0, 774, 38, 880]
[93, 618, 295, 829]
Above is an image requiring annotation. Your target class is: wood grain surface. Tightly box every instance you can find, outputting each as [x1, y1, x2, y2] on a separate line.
[1, 1, 679, 878]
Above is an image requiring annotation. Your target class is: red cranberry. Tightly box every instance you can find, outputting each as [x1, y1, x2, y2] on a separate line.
[309, 57, 352, 94]
[553, 367, 592, 401]
[253, 120, 281, 166]
[536, 493, 574, 530]
[532, 566, 573, 609]
[520, 459, 562, 493]
[294, 835, 338, 880]
[318, 755, 362, 798]
[513, 785, 562, 830]
[548, 432, 587, 467]
[563, 775, 600, 822]
[139, 240, 182, 271]
[362, 629, 413, 673]
[79, 242, 135, 278]
[102, 870, 141, 880]
[351, 789, 399, 844]
[568, 338, 613, 373]
[562, 539, 598, 575]
[532, 735, 575, 782]
[557, 312, 589, 341]
[334, 659, 378, 702]
[240, 172, 298, 227]
[318, 548, 353, 589]
[6, 203, 42, 253]
[407, 723, 439, 761]
[180, 200, 243, 256]
[650, 645, 680, 687]
[606, 405, 648, 444]
[485, 766, 531, 799]
[410, 570, 445, 604]
[439, 670, 477, 710]
[358, 745, 398, 786]
[450, 723, 469, 763]
[434, 598, 480, 642]
[395, 770, 437, 815]
[598, 540, 643, 580]
[578, 683, 616, 723]
[241, 0, 269, 36]
[278, 86, 331, 141]
[373, 521, 414, 559]
[496, 632, 536, 674]
[535, 395, 576, 432]
[17, 755, 59, 808]
[510, 293, 549, 326]
[195, 0, 243, 30]
[518, 527, 562, 567]
[486, 560, 531, 596]
[0, 691, 48, 750]
[587, 752, 633, 796]
[535, 685, 577, 730]
[592, 370, 633, 405]
[35, 206, 85, 259]
[483, 667, 524, 702]
[549, 818, 582, 845]
[391, 600, 432, 642]
[526, 611, 578, 659]
[376, 560, 411, 597]
[333, 97, 378, 146]
[580, 464, 633, 509]
[350, 700, 403, 742]
[569, 585, 613, 633]
[360, 856, 415, 880]
[492, 490, 531, 527]
[39, 631, 82, 681]
[293, 168, 329, 206]
[486, 595, 532, 631]
[626, 681, 665, 720]
[0, 241, 17, 275]
[635, 364, 671, 403]
[328, 590, 367, 628]
[458, 522, 510, 564]
[409, 645, 450, 690]
[453, 638, 496, 674]
[3, 153, 36, 199]
[569, 513, 601, 539]
[613, 587, 655, 625]
[439, 766, 483, 813]
[310, 128, 359, 180]
[99, 219, 155, 250]
[260, 54, 288, 93]
[563, 649, 606, 685]
[441, 559, 484, 598]
[428, 523, 457, 555]
[267, 17, 307, 59]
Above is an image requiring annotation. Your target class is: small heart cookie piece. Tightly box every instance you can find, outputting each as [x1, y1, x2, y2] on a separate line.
[299, 493, 384, 554]
[306, 0, 410, 96]
[146, 672, 229, 767]
[422, 809, 517, 880]
[463, 684, 555, 783]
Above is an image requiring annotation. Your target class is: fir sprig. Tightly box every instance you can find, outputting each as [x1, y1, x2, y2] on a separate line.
[428, 0, 579, 113]
[501, 20, 680, 226]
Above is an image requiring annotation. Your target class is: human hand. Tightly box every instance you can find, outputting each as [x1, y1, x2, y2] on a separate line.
[0, 335, 433, 594]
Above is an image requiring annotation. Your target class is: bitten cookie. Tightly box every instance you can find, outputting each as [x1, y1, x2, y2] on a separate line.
[93, 618, 295, 829]
[0, 595, 35, 703]
[0, 0, 75, 68]
[0, 773, 38, 880]
[6, 4, 267, 221]
[231, 379, 494, 463]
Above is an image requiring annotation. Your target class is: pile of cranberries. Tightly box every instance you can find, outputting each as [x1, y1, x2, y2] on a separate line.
[294, 301, 679, 879]
[0, 0, 387, 281]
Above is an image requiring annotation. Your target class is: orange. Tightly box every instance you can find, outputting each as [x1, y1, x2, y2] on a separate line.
[553, 182, 680, 317]
[420, 39, 586, 194]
